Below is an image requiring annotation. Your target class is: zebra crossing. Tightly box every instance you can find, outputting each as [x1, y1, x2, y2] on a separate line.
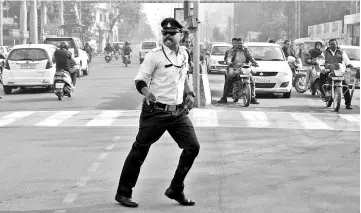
[0, 109, 359, 131]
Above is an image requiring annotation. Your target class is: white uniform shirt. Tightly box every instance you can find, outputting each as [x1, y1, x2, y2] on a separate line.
[135, 45, 189, 105]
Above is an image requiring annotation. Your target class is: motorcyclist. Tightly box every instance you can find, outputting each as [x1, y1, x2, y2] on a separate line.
[218, 37, 259, 104]
[224, 37, 238, 62]
[114, 43, 121, 55]
[282, 40, 296, 58]
[84, 42, 93, 63]
[304, 41, 324, 91]
[121, 41, 132, 63]
[322, 38, 353, 109]
[52, 41, 76, 90]
[104, 43, 114, 55]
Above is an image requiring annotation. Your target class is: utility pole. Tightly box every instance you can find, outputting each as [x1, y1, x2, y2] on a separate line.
[205, 11, 207, 42]
[20, 0, 27, 44]
[183, 1, 190, 38]
[40, 2, 47, 43]
[58, 0, 64, 36]
[193, 0, 200, 107]
[30, 0, 38, 44]
[0, 0, 3, 46]
[294, 1, 301, 39]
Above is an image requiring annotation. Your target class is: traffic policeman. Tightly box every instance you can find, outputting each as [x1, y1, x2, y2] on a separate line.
[115, 17, 200, 208]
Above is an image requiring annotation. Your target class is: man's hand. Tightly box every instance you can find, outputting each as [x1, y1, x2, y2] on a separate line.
[185, 95, 194, 110]
[144, 90, 157, 105]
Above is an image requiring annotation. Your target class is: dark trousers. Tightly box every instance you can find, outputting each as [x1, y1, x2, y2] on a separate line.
[70, 72, 77, 86]
[222, 67, 256, 99]
[319, 72, 351, 105]
[116, 103, 200, 198]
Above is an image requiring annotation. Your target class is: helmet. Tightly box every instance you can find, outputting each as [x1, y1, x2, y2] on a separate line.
[59, 41, 69, 50]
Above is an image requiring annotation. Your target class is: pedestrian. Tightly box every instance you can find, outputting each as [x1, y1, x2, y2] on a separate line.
[114, 17, 200, 208]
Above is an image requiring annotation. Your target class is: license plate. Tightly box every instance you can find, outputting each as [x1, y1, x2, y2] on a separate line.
[239, 74, 249, 78]
[55, 83, 65, 89]
[254, 78, 271, 83]
[20, 64, 36, 69]
[332, 77, 344, 81]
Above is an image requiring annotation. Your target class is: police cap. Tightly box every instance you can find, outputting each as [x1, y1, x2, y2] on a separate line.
[161, 17, 183, 31]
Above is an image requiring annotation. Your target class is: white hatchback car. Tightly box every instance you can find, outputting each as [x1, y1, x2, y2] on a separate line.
[208, 43, 232, 74]
[226, 42, 293, 98]
[2, 44, 57, 94]
[139, 41, 159, 64]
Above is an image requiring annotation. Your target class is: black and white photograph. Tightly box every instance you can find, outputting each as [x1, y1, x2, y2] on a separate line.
[0, 0, 359, 212]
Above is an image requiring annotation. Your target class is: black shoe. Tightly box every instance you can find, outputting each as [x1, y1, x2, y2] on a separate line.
[346, 105, 353, 109]
[115, 194, 139, 208]
[251, 98, 259, 104]
[165, 187, 195, 206]
[218, 98, 227, 104]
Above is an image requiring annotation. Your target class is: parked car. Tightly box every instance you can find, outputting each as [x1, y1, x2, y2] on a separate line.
[339, 45, 360, 87]
[139, 41, 159, 64]
[2, 44, 57, 94]
[226, 42, 293, 98]
[207, 43, 232, 74]
[43, 37, 89, 77]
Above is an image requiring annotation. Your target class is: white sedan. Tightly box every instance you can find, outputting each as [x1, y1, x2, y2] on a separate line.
[226, 42, 293, 98]
[1, 44, 57, 94]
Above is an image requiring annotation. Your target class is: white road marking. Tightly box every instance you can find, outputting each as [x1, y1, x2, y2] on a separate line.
[105, 144, 115, 150]
[0, 111, 34, 126]
[339, 114, 360, 123]
[240, 111, 270, 128]
[62, 193, 78, 203]
[112, 136, 121, 141]
[97, 152, 108, 160]
[35, 111, 79, 126]
[53, 210, 67, 213]
[190, 109, 219, 127]
[88, 162, 100, 172]
[290, 113, 333, 130]
[75, 176, 90, 187]
[86, 110, 122, 126]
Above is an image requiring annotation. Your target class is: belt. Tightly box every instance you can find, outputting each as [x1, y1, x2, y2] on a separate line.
[152, 102, 182, 111]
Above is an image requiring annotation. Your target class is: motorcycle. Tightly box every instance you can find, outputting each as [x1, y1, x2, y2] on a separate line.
[104, 52, 112, 63]
[114, 51, 120, 60]
[122, 53, 131, 67]
[322, 62, 351, 112]
[294, 58, 324, 96]
[0, 58, 4, 84]
[54, 69, 74, 101]
[287, 56, 303, 88]
[230, 63, 254, 107]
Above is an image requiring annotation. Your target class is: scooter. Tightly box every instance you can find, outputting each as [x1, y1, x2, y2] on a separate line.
[54, 69, 74, 101]
[104, 52, 112, 63]
[230, 63, 255, 107]
[122, 53, 131, 67]
[322, 62, 351, 112]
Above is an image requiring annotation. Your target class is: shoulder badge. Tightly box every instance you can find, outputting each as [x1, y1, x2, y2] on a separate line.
[167, 22, 171, 28]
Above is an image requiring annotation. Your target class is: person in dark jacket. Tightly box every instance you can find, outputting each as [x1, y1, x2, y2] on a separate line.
[52, 41, 76, 89]
[304, 41, 324, 89]
[282, 40, 295, 58]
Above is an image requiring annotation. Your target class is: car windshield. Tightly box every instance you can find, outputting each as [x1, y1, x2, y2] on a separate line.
[8, 48, 49, 61]
[211, 46, 231, 55]
[247, 46, 284, 61]
[142, 42, 156, 49]
[342, 48, 360, 60]
[44, 39, 75, 49]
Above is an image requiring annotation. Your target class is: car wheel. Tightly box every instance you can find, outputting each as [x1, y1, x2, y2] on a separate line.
[3, 85, 12, 94]
[283, 90, 291, 98]
[83, 63, 89, 75]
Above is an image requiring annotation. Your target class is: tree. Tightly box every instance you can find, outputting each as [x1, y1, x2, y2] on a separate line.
[129, 11, 156, 43]
[107, 2, 141, 43]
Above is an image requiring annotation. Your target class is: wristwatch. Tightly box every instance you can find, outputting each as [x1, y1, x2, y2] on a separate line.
[187, 91, 196, 97]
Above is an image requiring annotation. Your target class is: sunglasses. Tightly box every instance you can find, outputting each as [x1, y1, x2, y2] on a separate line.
[161, 30, 180, 36]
